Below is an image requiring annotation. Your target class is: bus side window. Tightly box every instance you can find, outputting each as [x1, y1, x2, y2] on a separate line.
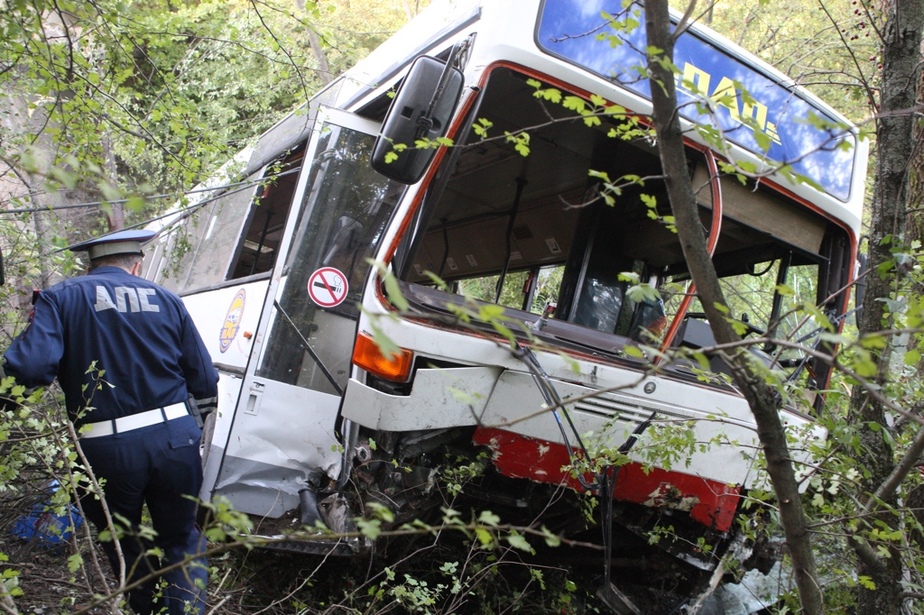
[629, 296, 667, 341]
[161, 151, 302, 293]
[227, 154, 301, 280]
[168, 173, 261, 292]
[557, 202, 637, 335]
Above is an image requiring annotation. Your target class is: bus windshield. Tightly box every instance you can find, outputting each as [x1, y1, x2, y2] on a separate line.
[396, 65, 850, 388]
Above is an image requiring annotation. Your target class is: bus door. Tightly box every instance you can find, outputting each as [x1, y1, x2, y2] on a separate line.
[208, 107, 405, 518]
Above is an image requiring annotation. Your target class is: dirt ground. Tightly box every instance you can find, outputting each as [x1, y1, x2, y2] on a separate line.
[1, 502, 352, 615]
[2, 524, 114, 613]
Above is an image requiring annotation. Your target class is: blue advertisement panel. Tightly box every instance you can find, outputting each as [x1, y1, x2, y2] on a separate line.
[536, 1, 855, 201]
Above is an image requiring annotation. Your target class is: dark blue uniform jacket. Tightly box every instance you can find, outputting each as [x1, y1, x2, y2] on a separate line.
[4, 266, 218, 426]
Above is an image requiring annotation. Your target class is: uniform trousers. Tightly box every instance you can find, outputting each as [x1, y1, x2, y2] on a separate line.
[78, 414, 207, 615]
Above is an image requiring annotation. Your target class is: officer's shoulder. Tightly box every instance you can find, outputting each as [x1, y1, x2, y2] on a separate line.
[139, 277, 180, 298]
[136, 278, 187, 308]
[43, 275, 91, 295]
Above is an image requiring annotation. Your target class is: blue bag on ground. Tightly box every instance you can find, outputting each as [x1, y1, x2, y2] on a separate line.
[10, 481, 83, 546]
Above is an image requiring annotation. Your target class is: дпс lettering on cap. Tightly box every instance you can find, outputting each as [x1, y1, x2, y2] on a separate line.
[69, 229, 157, 260]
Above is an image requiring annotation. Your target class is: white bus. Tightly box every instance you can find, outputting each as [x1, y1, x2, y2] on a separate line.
[145, 0, 866, 609]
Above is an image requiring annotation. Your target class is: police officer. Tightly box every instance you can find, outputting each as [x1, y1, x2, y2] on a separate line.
[3, 229, 219, 615]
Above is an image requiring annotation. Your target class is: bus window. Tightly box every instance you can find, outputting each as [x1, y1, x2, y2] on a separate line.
[166, 174, 259, 292]
[396, 65, 850, 386]
[227, 154, 301, 280]
[665, 257, 822, 387]
[164, 151, 302, 294]
[456, 265, 564, 314]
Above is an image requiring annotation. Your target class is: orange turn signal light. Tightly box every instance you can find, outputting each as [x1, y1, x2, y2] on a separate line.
[352, 332, 413, 382]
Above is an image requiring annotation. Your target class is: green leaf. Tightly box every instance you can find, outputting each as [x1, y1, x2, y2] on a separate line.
[857, 575, 876, 591]
[369, 260, 409, 312]
[67, 554, 84, 573]
[562, 96, 587, 113]
[474, 527, 493, 546]
[540, 526, 561, 547]
[506, 531, 534, 553]
[48, 166, 78, 189]
[860, 334, 887, 350]
[368, 502, 395, 523]
[582, 115, 602, 127]
[473, 118, 494, 138]
[356, 518, 382, 540]
[477, 510, 501, 527]
[126, 194, 146, 212]
[623, 345, 644, 358]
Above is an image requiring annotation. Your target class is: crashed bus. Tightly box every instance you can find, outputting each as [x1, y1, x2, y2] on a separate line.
[144, 0, 867, 610]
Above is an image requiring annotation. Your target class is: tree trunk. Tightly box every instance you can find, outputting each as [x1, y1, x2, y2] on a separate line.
[902, 10, 924, 378]
[643, 0, 823, 612]
[294, 0, 333, 86]
[102, 131, 124, 232]
[851, 0, 923, 612]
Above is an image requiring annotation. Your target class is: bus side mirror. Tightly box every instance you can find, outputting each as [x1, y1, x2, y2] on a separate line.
[372, 55, 464, 184]
[0, 247, 5, 286]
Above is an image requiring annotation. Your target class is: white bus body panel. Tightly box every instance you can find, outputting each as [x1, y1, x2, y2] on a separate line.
[342, 366, 501, 431]
[210, 376, 342, 517]
[182, 280, 267, 371]
[200, 371, 243, 503]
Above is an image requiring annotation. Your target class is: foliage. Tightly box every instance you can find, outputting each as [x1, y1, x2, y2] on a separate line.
[0, 383, 604, 614]
[0, 0, 422, 284]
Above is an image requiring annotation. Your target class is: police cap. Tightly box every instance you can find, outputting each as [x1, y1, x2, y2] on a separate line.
[70, 229, 157, 260]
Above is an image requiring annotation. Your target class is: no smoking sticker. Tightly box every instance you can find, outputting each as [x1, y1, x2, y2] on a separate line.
[307, 267, 349, 307]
